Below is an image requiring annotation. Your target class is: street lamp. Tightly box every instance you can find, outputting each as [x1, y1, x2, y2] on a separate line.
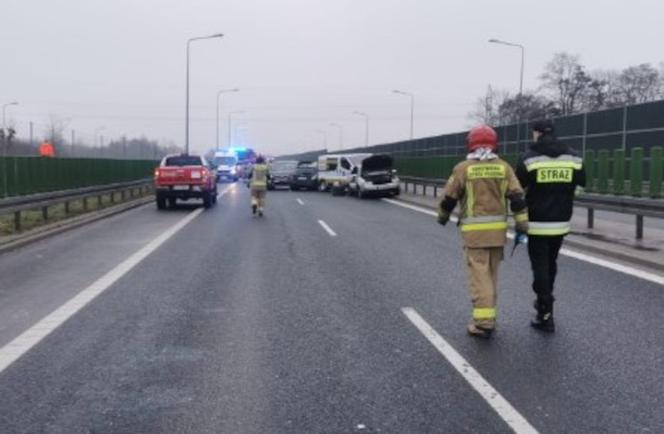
[392, 90, 414, 139]
[316, 129, 328, 149]
[488, 38, 525, 97]
[2, 101, 18, 132]
[94, 126, 106, 148]
[2, 101, 18, 198]
[185, 33, 224, 154]
[216, 88, 239, 149]
[353, 111, 369, 147]
[489, 38, 526, 153]
[329, 123, 343, 149]
[227, 111, 244, 147]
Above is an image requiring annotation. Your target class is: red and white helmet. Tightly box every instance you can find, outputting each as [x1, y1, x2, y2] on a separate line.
[466, 125, 498, 152]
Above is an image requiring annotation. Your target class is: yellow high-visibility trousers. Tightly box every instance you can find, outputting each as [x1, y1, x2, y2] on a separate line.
[463, 247, 504, 329]
[251, 189, 266, 210]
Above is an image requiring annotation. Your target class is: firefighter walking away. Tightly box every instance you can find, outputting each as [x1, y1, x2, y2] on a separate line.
[516, 120, 586, 333]
[438, 125, 528, 339]
[248, 155, 270, 217]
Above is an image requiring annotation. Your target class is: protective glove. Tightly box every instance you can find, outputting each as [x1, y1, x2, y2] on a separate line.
[515, 221, 529, 235]
[437, 209, 450, 226]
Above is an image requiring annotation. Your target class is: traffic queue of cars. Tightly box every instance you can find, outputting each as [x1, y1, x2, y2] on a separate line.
[154, 152, 400, 210]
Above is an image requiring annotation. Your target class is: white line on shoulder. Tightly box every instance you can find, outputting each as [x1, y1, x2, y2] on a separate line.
[0, 207, 205, 374]
[382, 198, 663, 286]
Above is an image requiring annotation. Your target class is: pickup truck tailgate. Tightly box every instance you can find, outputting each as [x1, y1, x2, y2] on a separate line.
[156, 166, 206, 186]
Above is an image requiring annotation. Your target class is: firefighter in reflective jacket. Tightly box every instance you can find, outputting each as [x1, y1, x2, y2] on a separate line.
[516, 120, 586, 332]
[438, 125, 529, 338]
[248, 155, 270, 217]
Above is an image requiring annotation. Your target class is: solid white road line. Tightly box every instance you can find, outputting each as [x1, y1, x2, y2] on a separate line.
[318, 219, 337, 237]
[382, 198, 664, 286]
[0, 205, 210, 375]
[402, 307, 539, 434]
[296, 198, 305, 206]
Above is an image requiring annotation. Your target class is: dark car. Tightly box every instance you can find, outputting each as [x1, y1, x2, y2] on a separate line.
[289, 162, 318, 191]
[268, 160, 298, 190]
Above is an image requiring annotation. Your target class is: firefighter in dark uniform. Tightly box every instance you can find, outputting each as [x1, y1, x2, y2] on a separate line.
[516, 120, 586, 332]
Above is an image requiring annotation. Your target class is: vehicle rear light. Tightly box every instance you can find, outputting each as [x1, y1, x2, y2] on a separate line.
[154, 169, 160, 178]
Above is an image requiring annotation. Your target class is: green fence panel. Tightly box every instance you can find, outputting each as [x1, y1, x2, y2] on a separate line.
[612, 150, 625, 195]
[584, 150, 595, 192]
[630, 148, 644, 197]
[0, 157, 157, 199]
[650, 147, 663, 198]
[597, 150, 610, 194]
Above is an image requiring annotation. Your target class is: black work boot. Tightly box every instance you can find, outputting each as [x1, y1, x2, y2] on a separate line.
[530, 300, 555, 333]
[467, 324, 494, 339]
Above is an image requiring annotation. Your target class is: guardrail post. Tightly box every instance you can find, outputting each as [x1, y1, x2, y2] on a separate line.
[64, 201, 70, 215]
[98, 195, 102, 207]
[636, 215, 644, 239]
[434, 185, 438, 197]
[587, 208, 594, 229]
[630, 147, 644, 197]
[613, 149, 625, 195]
[597, 150, 609, 194]
[649, 146, 662, 199]
[14, 211, 21, 232]
[42, 206, 48, 221]
[423, 184, 427, 196]
[83, 197, 88, 211]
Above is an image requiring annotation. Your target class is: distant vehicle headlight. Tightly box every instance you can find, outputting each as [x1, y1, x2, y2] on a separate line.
[230, 167, 237, 175]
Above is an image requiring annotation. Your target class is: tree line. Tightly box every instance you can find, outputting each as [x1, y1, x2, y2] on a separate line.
[469, 52, 664, 125]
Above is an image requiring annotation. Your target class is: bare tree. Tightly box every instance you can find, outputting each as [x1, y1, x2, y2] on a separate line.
[615, 63, 662, 105]
[43, 114, 71, 155]
[497, 93, 560, 124]
[468, 85, 508, 126]
[540, 52, 592, 115]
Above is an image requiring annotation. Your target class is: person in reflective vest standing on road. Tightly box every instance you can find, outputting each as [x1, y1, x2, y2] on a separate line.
[248, 155, 270, 217]
[516, 120, 586, 333]
[438, 125, 529, 339]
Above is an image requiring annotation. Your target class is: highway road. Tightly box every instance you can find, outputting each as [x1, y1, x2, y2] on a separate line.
[0, 183, 662, 433]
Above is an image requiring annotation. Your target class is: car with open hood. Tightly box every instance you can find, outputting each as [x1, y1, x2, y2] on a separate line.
[348, 154, 400, 198]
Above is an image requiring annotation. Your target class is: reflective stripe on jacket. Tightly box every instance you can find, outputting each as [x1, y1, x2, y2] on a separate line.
[516, 136, 586, 237]
[442, 157, 527, 248]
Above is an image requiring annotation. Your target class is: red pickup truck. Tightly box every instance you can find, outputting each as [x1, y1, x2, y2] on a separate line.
[154, 154, 218, 209]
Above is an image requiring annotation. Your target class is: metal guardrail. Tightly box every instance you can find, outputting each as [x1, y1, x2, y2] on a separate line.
[400, 176, 664, 240]
[0, 179, 153, 232]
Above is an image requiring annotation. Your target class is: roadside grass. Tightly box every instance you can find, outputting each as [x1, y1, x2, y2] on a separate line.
[0, 190, 151, 237]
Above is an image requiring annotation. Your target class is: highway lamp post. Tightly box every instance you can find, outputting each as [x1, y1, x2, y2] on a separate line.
[227, 111, 244, 148]
[392, 90, 414, 139]
[94, 126, 106, 155]
[216, 88, 239, 149]
[329, 123, 343, 150]
[316, 129, 328, 149]
[489, 38, 525, 153]
[353, 111, 369, 147]
[185, 33, 224, 155]
[2, 101, 18, 198]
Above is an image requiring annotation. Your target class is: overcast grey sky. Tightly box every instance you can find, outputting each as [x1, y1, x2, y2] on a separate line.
[3, 0, 663, 156]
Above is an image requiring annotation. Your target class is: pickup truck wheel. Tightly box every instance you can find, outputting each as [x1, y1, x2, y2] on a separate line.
[156, 197, 167, 210]
[203, 192, 213, 209]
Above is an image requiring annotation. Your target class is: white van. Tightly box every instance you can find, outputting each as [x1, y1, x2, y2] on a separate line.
[316, 153, 371, 191]
[347, 154, 401, 198]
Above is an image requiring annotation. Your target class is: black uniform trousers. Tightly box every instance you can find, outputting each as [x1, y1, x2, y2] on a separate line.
[527, 235, 564, 313]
